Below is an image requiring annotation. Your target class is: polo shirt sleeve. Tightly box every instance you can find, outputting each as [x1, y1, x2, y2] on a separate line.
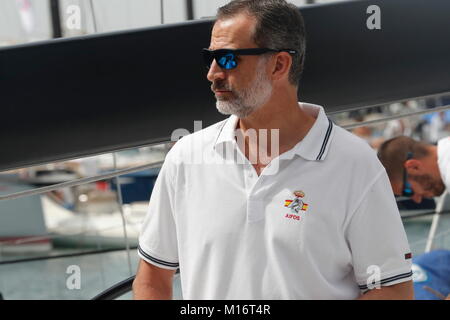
[137, 150, 179, 270]
[345, 169, 412, 292]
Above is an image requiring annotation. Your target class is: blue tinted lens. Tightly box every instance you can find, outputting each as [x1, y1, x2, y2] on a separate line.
[402, 151, 414, 197]
[217, 53, 237, 69]
[403, 181, 413, 197]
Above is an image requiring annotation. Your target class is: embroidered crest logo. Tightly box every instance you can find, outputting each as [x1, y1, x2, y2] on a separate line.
[284, 190, 308, 221]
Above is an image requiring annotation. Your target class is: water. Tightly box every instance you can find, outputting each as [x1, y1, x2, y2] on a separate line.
[404, 213, 450, 256]
[0, 249, 182, 300]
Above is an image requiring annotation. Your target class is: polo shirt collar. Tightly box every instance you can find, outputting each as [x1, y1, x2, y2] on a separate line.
[213, 102, 334, 161]
[292, 102, 334, 161]
[214, 113, 240, 147]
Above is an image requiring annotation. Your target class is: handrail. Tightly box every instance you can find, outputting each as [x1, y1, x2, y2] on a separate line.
[401, 209, 450, 220]
[341, 104, 450, 130]
[0, 246, 138, 266]
[92, 275, 135, 300]
[0, 160, 164, 202]
[91, 269, 180, 300]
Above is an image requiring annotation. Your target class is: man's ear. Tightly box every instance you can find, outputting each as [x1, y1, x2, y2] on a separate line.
[404, 159, 423, 175]
[271, 52, 292, 81]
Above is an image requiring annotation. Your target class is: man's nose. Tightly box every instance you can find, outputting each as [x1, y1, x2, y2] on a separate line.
[207, 60, 226, 82]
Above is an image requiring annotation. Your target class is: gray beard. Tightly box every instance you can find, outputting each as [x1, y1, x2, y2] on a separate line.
[216, 60, 273, 118]
[412, 173, 447, 197]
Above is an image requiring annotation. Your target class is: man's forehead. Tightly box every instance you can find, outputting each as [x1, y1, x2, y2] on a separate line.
[210, 14, 257, 49]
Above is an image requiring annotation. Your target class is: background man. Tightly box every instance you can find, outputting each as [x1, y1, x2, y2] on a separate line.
[377, 135, 450, 203]
[133, 0, 413, 299]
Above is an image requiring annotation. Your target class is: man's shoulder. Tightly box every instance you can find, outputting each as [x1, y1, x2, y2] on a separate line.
[328, 125, 390, 205]
[331, 124, 376, 156]
[329, 124, 383, 171]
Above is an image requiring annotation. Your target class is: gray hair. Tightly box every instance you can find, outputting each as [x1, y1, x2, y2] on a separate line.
[216, 0, 306, 86]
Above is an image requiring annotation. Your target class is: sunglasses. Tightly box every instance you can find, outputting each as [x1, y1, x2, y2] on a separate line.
[202, 48, 298, 70]
[402, 152, 414, 197]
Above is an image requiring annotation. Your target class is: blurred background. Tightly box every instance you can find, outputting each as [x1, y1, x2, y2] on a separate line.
[0, 0, 341, 47]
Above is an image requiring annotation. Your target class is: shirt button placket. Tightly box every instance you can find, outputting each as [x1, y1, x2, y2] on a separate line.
[247, 169, 265, 223]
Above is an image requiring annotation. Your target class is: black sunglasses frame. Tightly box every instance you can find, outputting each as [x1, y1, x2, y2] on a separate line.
[202, 48, 298, 70]
[402, 151, 414, 197]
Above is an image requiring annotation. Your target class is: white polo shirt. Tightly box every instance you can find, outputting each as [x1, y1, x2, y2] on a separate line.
[138, 102, 412, 299]
[438, 137, 450, 192]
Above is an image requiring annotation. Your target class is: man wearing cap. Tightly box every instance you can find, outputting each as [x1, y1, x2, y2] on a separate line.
[133, 0, 413, 300]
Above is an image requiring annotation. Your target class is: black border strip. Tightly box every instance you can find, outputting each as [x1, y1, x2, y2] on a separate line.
[138, 245, 179, 268]
[316, 119, 333, 160]
[358, 271, 413, 290]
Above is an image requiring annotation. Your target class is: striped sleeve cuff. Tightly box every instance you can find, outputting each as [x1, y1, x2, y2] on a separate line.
[138, 244, 179, 270]
[358, 270, 413, 291]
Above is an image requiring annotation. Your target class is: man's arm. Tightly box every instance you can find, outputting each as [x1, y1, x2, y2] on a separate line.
[133, 259, 177, 300]
[357, 280, 414, 300]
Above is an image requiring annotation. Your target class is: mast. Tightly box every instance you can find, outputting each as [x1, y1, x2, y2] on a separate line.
[186, 0, 194, 20]
[49, 0, 62, 38]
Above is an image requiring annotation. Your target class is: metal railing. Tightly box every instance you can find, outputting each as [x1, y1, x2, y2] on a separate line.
[0, 160, 164, 202]
[92, 269, 181, 300]
[0, 152, 167, 293]
[92, 275, 135, 300]
[341, 104, 450, 130]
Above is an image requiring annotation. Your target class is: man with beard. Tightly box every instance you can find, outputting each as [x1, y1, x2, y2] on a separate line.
[377, 136, 450, 202]
[133, 0, 413, 300]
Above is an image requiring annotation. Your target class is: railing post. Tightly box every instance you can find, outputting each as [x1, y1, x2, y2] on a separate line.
[49, 0, 62, 38]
